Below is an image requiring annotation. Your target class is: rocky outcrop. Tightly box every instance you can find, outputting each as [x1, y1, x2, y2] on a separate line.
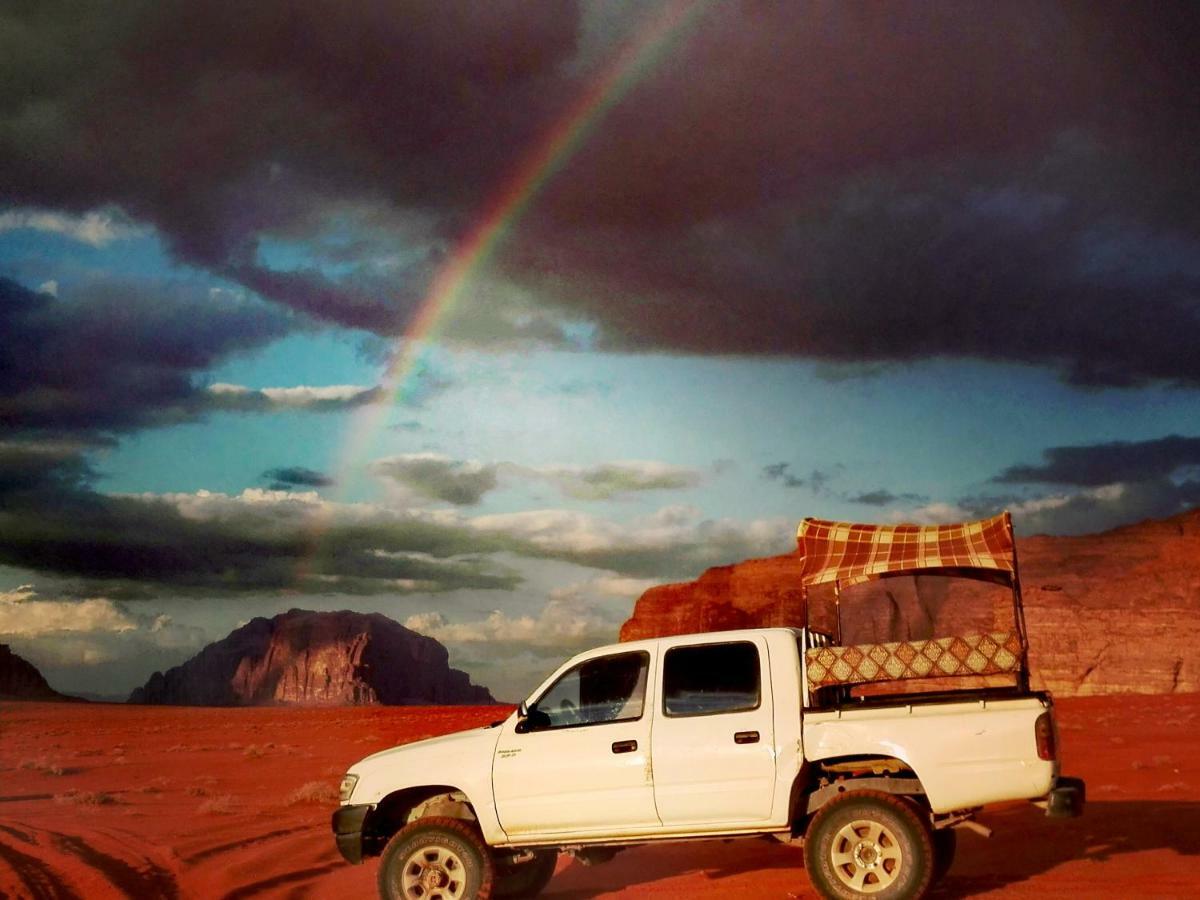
[620, 554, 808, 642]
[620, 509, 1200, 696]
[1017, 511, 1200, 696]
[0, 644, 73, 701]
[129, 609, 494, 706]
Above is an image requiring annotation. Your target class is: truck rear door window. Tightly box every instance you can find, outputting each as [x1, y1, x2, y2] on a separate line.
[662, 642, 760, 717]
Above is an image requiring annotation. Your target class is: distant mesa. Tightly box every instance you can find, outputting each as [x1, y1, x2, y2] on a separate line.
[0, 644, 78, 702]
[129, 609, 494, 707]
[621, 508, 1200, 697]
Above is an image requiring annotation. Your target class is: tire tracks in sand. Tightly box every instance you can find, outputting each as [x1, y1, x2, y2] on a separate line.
[0, 820, 180, 900]
[177, 821, 347, 899]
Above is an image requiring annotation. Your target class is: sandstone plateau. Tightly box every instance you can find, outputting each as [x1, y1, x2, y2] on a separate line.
[128, 608, 494, 706]
[621, 508, 1200, 696]
[0, 643, 74, 701]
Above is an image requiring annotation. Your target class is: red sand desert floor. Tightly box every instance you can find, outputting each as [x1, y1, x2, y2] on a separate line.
[2, 694, 1198, 899]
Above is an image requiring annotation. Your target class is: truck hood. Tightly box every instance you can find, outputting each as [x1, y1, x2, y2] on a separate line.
[346, 719, 508, 806]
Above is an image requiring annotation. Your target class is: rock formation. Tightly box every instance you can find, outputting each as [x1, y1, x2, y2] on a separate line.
[129, 609, 494, 706]
[621, 509, 1200, 696]
[620, 554, 808, 642]
[0, 644, 73, 701]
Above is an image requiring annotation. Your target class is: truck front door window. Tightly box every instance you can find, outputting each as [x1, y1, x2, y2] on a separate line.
[530, 651, 648, 730]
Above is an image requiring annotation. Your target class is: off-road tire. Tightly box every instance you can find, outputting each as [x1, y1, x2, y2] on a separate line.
[930, 826, 956, 884]
[803, 790, 934, 900]
[378, 816, 495, 900]
[492, 851, 557, 899]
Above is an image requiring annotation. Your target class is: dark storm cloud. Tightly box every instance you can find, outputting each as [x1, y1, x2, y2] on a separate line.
[762, 463, 806, 489]
[4, 2, 1200, 383]
[848, 490, 927, 507]
[763, 463, 838, 494]
[497, 3, 1200, 386]
[962, 434, 1200, 535]
[0, 486, 523, 598]
[961, 480, 1200, 537]
[0, 276, 292, 436]
[995, 435, 1200, 486]
[523, 138, 1200, 385]
[262, 466, 334, 490]
[0, 0, 583, 330]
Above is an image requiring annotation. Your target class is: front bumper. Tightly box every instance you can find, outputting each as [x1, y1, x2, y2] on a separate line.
[332, 804, 372, 864]
[1044, 775, 1085, 818]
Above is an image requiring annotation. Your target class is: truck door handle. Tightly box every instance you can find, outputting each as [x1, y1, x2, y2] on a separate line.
[611, 740, 638, 754]
[734, 731, 760, 744]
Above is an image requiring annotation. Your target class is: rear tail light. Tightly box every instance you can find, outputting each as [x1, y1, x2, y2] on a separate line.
[1035, 711, 1057, 761]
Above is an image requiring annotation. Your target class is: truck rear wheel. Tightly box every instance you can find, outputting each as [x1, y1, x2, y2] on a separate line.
[378, 816, 494, 900]
[804, 790, 934, 900]
[492, 851, 557, 899]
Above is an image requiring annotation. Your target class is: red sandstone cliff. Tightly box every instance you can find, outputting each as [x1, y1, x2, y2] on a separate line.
[620, 509, 1200, 696]
[129, 609, 494, 706]
[0, 644, 75, 701]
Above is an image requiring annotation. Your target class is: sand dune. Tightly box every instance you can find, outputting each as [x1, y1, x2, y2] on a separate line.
[2, 696, 1198, 898]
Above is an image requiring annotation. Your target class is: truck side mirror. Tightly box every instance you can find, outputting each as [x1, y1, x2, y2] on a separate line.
[514, 701, 551, 733]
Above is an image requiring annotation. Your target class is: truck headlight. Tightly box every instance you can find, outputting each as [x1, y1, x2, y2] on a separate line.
[339, 774, 359, 803]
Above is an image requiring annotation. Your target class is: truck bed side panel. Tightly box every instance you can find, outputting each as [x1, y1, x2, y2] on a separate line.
[802, 697, 1057, 812]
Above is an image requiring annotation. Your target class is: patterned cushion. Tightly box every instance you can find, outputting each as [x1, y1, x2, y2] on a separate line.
[805, 631, 1022, 690]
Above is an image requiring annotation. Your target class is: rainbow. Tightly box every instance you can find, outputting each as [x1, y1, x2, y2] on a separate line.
[293, 0, 709, 587]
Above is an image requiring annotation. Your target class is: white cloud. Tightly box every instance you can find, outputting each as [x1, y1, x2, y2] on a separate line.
[0, 207, 141, 246]
[206, 382, 383, 410]
[150, 487, 325, 528]
[0, 586, 207, 674]
[0, 585, 137, 637]
[470, 504, 792, 579]
[521, 460, 704, 500]
[38, 279, 58, 296]
[581, 575, 662, 599]
[405, 595, 614, 648]
[888, 502, 972, 525]
[371, 453, 499, 505]
[471, 508, 626, 552]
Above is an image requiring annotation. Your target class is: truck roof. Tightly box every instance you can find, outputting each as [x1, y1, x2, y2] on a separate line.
[591, 626, 805, 657]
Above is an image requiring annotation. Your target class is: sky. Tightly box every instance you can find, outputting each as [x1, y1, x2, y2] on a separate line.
[2, 1, 1199, 701]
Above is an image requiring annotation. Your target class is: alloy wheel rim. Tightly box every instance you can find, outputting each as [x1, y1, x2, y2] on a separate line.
[398, 844, 467, 900]
[829, 818, 903, 894]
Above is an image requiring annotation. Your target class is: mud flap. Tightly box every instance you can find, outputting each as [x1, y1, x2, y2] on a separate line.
[1045, 776, 1085, 818]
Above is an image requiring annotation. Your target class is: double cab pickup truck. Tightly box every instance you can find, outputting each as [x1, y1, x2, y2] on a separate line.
[333, 513, 1084, 900]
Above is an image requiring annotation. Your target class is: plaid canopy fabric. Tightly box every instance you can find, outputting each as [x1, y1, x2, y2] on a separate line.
[797, 512, 1015, 587]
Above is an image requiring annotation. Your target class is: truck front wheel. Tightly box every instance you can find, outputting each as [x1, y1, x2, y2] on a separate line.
[804, 790, 934, 900]
[378, 816, 495, 900]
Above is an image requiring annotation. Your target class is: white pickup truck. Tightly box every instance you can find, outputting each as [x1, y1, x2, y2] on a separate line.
[332, 514, 1084, 900]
